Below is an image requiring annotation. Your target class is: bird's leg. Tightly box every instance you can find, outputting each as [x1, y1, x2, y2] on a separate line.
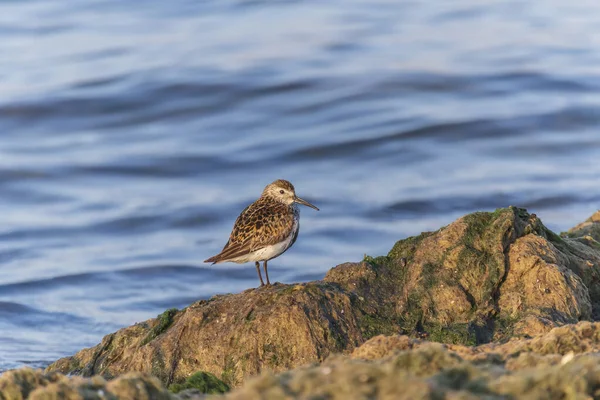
[263, 260, 271, 286]
[255, 261, 265, 286]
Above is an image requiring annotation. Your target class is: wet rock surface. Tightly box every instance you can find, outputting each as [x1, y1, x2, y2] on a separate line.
[32, 208, 600, 398]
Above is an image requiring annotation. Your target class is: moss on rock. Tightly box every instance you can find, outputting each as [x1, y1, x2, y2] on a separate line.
[141, 308, 179, 346]
[168, 371, 229, 394]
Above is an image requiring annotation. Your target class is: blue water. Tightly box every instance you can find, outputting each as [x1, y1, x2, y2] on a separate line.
[1, 0, 600, 372]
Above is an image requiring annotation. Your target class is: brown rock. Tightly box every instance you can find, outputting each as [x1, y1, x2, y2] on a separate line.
[224, 334, 600, 400]
[48, 282, 365, 388]
[352, 321, 600, 368]
[0, 369, 173, 400]
[12, 321, 600, 400]
[498, 234, 592, 332]
[351, 335, 423, 360]
[45, 208, 600, 387]
[563, 210, 600, 242]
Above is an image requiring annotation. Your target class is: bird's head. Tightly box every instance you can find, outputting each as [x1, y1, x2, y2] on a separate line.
[262, 179, 319, 210]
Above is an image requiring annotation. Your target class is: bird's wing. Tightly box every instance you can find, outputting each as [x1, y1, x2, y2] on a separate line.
[204, 200, 295, 263]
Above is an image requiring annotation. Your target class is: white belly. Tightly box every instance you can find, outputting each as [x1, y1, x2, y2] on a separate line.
[230, 240, 291, 263]
[229, 220, 298, 263]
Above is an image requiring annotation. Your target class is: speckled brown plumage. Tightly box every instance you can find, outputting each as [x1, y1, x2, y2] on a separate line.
[206, 197, 299, 263]
[204, 179, 319, 287]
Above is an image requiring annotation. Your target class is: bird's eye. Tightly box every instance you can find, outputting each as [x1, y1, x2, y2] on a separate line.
[279, 190, 284, 194]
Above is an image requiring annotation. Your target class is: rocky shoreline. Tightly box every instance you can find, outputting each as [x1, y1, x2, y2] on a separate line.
[2, 207, 600, 399]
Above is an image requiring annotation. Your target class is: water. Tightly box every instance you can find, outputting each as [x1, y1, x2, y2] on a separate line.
[1, 0, 600, 372]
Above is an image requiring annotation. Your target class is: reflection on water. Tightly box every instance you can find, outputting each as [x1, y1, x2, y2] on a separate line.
[0, 0, 599, 371]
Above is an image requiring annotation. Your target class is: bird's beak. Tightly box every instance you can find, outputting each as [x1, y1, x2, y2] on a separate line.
[295, 196, 319, 211]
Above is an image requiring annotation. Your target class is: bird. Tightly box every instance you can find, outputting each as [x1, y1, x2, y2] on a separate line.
[204, 179, 319, 287]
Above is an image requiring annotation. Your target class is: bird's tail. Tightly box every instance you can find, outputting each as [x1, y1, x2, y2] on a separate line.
[203, 254, 220, 264]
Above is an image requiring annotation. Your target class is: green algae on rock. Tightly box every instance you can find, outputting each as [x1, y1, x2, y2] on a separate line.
[331, 207, 596, 343]
[46, 208, 600, 387]
[168, 371, 229, 394]
[141, 308, 180, 346]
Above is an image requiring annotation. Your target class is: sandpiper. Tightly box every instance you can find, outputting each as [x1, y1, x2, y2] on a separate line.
[204, 179, 319, 287]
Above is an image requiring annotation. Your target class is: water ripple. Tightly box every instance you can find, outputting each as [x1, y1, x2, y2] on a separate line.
[1, 0, 600, 372]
